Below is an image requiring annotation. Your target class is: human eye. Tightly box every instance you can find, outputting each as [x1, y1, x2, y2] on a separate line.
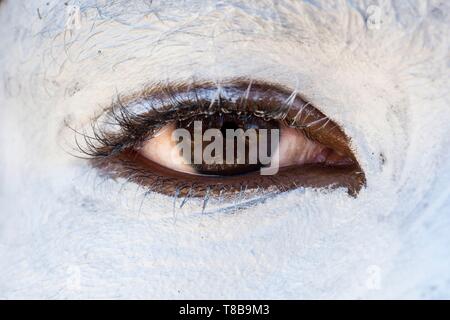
[74, 79, 365, 203]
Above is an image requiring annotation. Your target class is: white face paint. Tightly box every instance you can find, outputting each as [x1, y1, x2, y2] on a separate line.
[0, 0, 449, 299]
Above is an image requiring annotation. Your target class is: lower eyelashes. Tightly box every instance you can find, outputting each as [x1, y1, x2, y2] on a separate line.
[76, 79, 365, 201]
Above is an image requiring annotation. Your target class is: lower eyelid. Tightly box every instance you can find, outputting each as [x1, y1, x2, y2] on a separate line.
[94, 151, 364, 199]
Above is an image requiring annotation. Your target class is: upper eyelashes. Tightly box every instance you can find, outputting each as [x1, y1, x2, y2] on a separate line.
[74, 79, 365, 200]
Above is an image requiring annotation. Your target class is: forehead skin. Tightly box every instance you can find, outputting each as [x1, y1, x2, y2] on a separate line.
[0, 0, 449, 298]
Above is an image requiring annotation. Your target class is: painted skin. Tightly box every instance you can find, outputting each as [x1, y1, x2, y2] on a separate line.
[0, 0, 449, 298]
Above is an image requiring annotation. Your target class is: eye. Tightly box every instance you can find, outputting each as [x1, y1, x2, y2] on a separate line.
[79, 80, 365, 199]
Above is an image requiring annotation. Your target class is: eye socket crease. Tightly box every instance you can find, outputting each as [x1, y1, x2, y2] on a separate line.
[73, 79, 366, 200]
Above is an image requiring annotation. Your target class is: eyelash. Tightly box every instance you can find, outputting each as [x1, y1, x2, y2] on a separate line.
[75, 83, 331, 161]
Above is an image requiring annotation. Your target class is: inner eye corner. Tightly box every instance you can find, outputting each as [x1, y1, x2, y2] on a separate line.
[84, 79, 366, 201]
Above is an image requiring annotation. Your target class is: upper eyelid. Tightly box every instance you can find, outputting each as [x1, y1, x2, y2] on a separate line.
[75, 79, 353, 162]
[99, 80, 305, 125]
[98, 79, 316, 130]
[105, 79, 308, 113]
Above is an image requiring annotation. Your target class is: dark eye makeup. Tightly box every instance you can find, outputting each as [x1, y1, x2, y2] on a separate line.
[75, 79, 365, 200]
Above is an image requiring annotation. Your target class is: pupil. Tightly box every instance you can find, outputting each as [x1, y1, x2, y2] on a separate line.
[177, 112, 279, 176]
[220, 121, 239, 136]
